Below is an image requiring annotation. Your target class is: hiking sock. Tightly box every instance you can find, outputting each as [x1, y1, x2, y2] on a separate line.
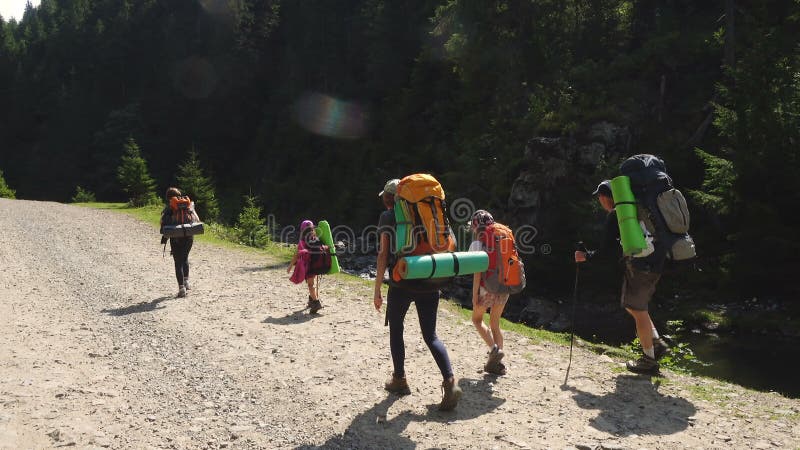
[651, 327, 660, 339]
[643, 347, 655, 359]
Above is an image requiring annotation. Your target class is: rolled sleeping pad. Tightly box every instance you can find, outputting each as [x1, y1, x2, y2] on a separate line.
[314, 220, 340, 274]
[610, 175, 647, 256]
[395, 251, 489, 280]
[161, 222, 205, 238]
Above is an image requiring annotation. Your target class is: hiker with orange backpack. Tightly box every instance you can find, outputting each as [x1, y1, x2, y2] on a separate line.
[287, 220, 326, 313]
[160, 187, 198, 298]
[468, 210, 526, 375]
[373, 176, 462, 411]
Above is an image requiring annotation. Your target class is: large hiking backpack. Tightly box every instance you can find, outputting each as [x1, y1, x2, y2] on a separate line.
[305, 238, 332, 275]
[479, 223, 526, 295]
[620, 155, 696, 261]
[161, 195, 204, 238]
[391, 174, 457, 287]
[394, 174, 456, 256]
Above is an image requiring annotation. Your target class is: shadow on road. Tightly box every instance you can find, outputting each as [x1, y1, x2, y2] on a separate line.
[563, 374, 697, 436]
[262, 308, 317, 325]
[240, 262, 287, 273]
[101, 296, 171, 316]
[297, 378, 505, 449]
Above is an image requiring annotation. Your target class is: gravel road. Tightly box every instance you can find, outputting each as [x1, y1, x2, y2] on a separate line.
[1, 198, 798, 449]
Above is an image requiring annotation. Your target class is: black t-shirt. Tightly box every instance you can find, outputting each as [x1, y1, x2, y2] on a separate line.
[590, 209, 665, 274]
[377, 209, 396, 267]
[589, 209, 622, 262]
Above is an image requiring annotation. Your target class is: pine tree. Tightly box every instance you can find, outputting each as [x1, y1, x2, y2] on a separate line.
[236, 194, 269, 247]
[0, 169, 16, 199]
[177, 150, 220, 222]
[116, 138, 157, 206]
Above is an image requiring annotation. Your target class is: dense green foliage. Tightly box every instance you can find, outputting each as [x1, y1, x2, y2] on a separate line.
[116, 138, 158, 206]
[0, 169, 16, 198]
[71, 186, 97, 203]
[0, 0, 797, 297]
[176, 151, 220, 222]
[235, 194, 271, 248]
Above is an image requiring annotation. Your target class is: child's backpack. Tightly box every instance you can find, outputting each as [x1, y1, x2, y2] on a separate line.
[620, 154, 696, 261]
[478, 223, 526, 295]
[306, 238, 332, 275]
[160, 195, 204, 238]
[391, 174, 457, 287]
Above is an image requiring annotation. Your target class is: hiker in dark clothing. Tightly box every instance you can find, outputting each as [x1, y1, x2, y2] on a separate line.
[161, 187, 194, 298]
[575, 180, 670, 374]
[373, 178, 462, 411]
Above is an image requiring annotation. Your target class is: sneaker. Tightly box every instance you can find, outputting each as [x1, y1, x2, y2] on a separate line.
[184, 279, 190, 290]
[309, 299, 323, 314]
[653, 338, 670, 360]
[176, 286, 187, 298]
[384, 375, 411, 396]
[488, 345, 505, 365]
[438, 378, 462, 411]
[484, 360, 507, 376]
[626, 354, 659, 374]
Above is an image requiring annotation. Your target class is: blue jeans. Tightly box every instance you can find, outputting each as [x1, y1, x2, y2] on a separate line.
[386, 286, 453, 380]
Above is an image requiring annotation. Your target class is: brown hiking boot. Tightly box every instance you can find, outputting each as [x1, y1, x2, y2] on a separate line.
[384, 375, 411, 396]
[653, 338, 670, 360]
[488, 345, 505, 365]
[484, 360, 507, 376]
[626, 354, 659, 375]
[438, 377, 462, 411]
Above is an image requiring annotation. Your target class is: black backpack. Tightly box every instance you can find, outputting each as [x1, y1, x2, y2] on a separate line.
[305, 238, 332, 275]
[620, 154, 696, 261]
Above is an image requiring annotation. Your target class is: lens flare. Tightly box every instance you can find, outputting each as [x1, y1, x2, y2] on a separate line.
[292, 92, 367, 139]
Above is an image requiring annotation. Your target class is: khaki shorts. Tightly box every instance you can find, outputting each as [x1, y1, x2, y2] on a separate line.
[476, 290, 510, 309]
[621, 263, 661, 311]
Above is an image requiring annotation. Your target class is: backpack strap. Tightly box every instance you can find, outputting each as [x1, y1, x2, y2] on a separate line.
[426, 255, 437, 279]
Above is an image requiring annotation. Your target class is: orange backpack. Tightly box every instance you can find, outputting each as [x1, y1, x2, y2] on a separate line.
[392, 174, 456, 282]
[479, 223, 526, 294]
[168, 196, 199, 225]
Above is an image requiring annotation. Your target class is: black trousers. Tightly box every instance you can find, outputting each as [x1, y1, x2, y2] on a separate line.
[170, 237, 193, 287]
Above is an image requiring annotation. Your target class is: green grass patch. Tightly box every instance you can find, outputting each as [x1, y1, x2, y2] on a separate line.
[77, 202, 294, 260]
[445, 302, 571, 346]
[685, 382, 732, 403]
[689, 309, 732, 329]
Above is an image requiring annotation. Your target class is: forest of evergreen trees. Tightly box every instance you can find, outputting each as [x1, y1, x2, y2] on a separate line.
[1, 0, 798, 298]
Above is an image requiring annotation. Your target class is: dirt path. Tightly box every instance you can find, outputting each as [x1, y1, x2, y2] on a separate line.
[0, 198, 798, 449]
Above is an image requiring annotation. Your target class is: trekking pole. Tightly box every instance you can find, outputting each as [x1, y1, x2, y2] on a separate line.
[563, 242, 583, 386]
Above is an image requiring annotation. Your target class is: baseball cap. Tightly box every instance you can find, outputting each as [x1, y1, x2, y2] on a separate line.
[592, 180, 612, 196]
[378, 179, 400, 197]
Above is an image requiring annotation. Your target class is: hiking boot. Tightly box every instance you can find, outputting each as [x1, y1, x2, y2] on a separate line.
[626, 354, 659, 375]
[484, 360, 507, 376]
[309, 299, 323, 314]
[653, 338, 670, 360]
[176, 286, 187, 298]
[488, 345, 505, 365]
[384, 375, 411, 396]
[438, 378, 462, 411]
